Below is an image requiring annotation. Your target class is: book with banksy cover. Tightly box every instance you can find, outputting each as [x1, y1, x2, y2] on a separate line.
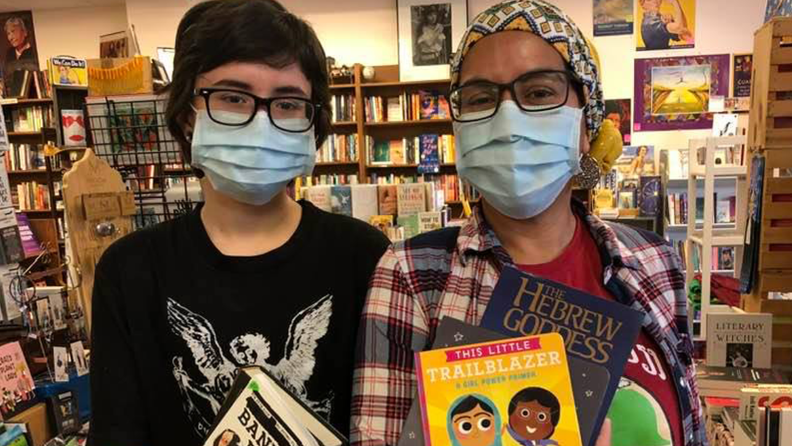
[480, 267, 644, 446]
[415, 332, 582, 446]
[399, 318, 609, 446]
[203, 366, 346, 446]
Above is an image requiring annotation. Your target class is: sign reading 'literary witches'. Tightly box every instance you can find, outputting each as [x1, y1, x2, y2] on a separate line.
[706, 312, 772, 369]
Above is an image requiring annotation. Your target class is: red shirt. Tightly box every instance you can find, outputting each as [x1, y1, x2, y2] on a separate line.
[518, 216, 683, 446]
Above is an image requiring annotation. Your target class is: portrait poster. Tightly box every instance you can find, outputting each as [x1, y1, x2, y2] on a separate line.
[765, 0, 792, 22]
[634, 55, 730, 131]
[732, 54, 753, 98]
[593, 0, 634, 36]
[0, 11, 40, 97]
[100, 30, 131, 59]
[615, 145, 656, 181]
[604, 99, 632, 144]
[635, 0, 696, 51]
[397, 0, 467, 81]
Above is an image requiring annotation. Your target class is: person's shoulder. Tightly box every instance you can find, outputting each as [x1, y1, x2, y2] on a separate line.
[602, 220, 680, 270]
[98, 214, 187, 271]
[390, 226, 460, 271]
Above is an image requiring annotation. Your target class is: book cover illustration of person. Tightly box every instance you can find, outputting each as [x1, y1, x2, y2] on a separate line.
[504, 388, 560, 446]
[213, 429, 241, 446]
[447, 395, 503, 446]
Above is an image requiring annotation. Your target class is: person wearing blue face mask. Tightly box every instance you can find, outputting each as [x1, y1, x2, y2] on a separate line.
[351, 2, 704, 446]
[88, 2, 390, 446]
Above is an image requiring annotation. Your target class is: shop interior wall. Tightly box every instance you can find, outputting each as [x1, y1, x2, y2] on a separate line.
[39, 0, 770, 152]
[31, 4, 129, 69]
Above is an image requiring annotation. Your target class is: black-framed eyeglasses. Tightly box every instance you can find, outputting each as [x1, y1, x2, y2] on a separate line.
[194, 88, 320, 133]
[449, 70, 576, 123]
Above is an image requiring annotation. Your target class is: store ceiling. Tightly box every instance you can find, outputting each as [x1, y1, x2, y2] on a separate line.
[0, 0, 125, 12]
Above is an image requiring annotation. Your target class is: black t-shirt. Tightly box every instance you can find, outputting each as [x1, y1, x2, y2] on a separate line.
[87, 200, 390, 446]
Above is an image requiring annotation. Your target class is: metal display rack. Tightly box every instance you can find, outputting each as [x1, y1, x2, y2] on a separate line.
[84, 94, 201, 230]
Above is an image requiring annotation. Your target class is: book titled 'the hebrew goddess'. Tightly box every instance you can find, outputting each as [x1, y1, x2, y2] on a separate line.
[480, 267, 644, 446]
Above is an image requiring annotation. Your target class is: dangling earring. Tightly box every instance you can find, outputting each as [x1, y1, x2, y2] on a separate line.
[574, 153, 601, 190]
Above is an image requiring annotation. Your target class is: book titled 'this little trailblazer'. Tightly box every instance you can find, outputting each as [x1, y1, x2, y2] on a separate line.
[415, 332, 581, 446]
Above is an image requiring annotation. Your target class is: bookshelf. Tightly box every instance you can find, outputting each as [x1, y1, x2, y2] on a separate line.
[683, 136, 749, 342]
[309, 63, 469, 209]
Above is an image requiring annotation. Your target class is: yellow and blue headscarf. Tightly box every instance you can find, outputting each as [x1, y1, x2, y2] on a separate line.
[450, 0, 606, 143]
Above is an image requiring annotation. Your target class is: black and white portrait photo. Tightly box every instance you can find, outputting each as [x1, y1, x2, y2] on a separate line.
[411, 4, 452, 66]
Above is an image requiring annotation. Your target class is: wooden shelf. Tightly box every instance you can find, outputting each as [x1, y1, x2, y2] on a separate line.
[689, 232, 744, 247]
[15, 209, 62, 215]
[7, 169, 48, 175]
[330, 83, 355, 89]
[8, 131, 43, 137]
[362, 79, 450, 88]
[365, 119, 452, 127]
[0, 98, 53, 106]
[367, 163, 456, 169]
[331, 121, 357, 126]
[315, 162, 360, 167]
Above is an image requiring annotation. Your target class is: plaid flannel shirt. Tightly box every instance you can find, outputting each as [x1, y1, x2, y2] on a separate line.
[351, 201, 706, 446]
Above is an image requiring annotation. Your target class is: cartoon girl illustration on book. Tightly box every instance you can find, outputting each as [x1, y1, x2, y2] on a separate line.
[447, 394, 503, 446]
[503, 388, 560, 446]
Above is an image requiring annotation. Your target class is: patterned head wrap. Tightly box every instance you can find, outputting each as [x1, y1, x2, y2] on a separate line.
[450, 0, 605, 141]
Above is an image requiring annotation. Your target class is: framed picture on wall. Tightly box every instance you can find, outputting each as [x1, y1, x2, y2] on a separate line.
[604, 99, 632, 144]
[635, 0, 696, 51]
[0, 10, 40, 97]
[764, 0, 792, 23]
[396, 0, 467, 82]
[633, 54, 730, 132]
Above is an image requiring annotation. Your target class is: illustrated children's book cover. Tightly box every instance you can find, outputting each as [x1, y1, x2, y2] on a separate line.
[399, 318, 609, 446]
[480, 267, 644, 446]
[415, 332, 581, 446]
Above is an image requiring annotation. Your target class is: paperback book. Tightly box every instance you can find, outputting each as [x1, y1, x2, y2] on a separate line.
[480, 267, 644, 445]
[204, 366, 346, 446]
[415, 332, 582, 446]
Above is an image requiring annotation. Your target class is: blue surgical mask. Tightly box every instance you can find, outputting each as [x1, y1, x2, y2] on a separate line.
[454, 101, 583, 219]
[191, 110, 316, 206]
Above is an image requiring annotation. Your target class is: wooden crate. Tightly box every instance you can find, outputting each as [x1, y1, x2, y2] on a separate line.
[759, 148, 792, 271]
[739, 298, 792, 369]
[748, 18, 792, 152]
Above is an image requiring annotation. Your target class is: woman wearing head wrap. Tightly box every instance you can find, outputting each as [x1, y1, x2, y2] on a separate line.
[351, 2, 704, 446]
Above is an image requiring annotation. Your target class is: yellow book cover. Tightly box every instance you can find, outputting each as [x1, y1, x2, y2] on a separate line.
[415, 333, 580, 446]
[47, 57, 88, 87]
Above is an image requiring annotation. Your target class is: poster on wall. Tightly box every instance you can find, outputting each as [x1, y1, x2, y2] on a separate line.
[634, 54, 730, 131]
[635, 0, 695, 51]
[0, 11, 40, 98]
[732, 53, 752, 98]
[765, 0, 792, 22]
[604, 99, 632, 144]
[593, 0, 634, 36]
[397, 0, 467, 81]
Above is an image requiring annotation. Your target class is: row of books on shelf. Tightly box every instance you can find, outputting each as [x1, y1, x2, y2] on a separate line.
[364, 90, 449, 123]
[4, 144, 46, 172]
[3, 69, 52, 100]
[673, 241, 735, 271]
[366, 134, 455, 168]
[13, 181, 51, 212]
[4, 106, 53, 133]
[317, 134, 359, 164]
[667, 193, 737, 226]
[367, 173, 479, 203]
[703, 384, 792, 446]
[294, 174, 360, 190]
[330, 94, 356, 123]
[301, 182, 438, 220]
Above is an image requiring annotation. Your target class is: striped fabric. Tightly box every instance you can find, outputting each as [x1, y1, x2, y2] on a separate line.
[350, 201, 706, 446]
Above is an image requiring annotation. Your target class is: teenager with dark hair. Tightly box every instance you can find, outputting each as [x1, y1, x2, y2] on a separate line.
[88, 2, 389, 445]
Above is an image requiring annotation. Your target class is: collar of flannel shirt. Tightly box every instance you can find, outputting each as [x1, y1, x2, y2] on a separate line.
[456, 199, 644, 272]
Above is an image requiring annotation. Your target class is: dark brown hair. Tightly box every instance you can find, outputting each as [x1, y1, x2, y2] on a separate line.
[165, 0, 331, 164]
